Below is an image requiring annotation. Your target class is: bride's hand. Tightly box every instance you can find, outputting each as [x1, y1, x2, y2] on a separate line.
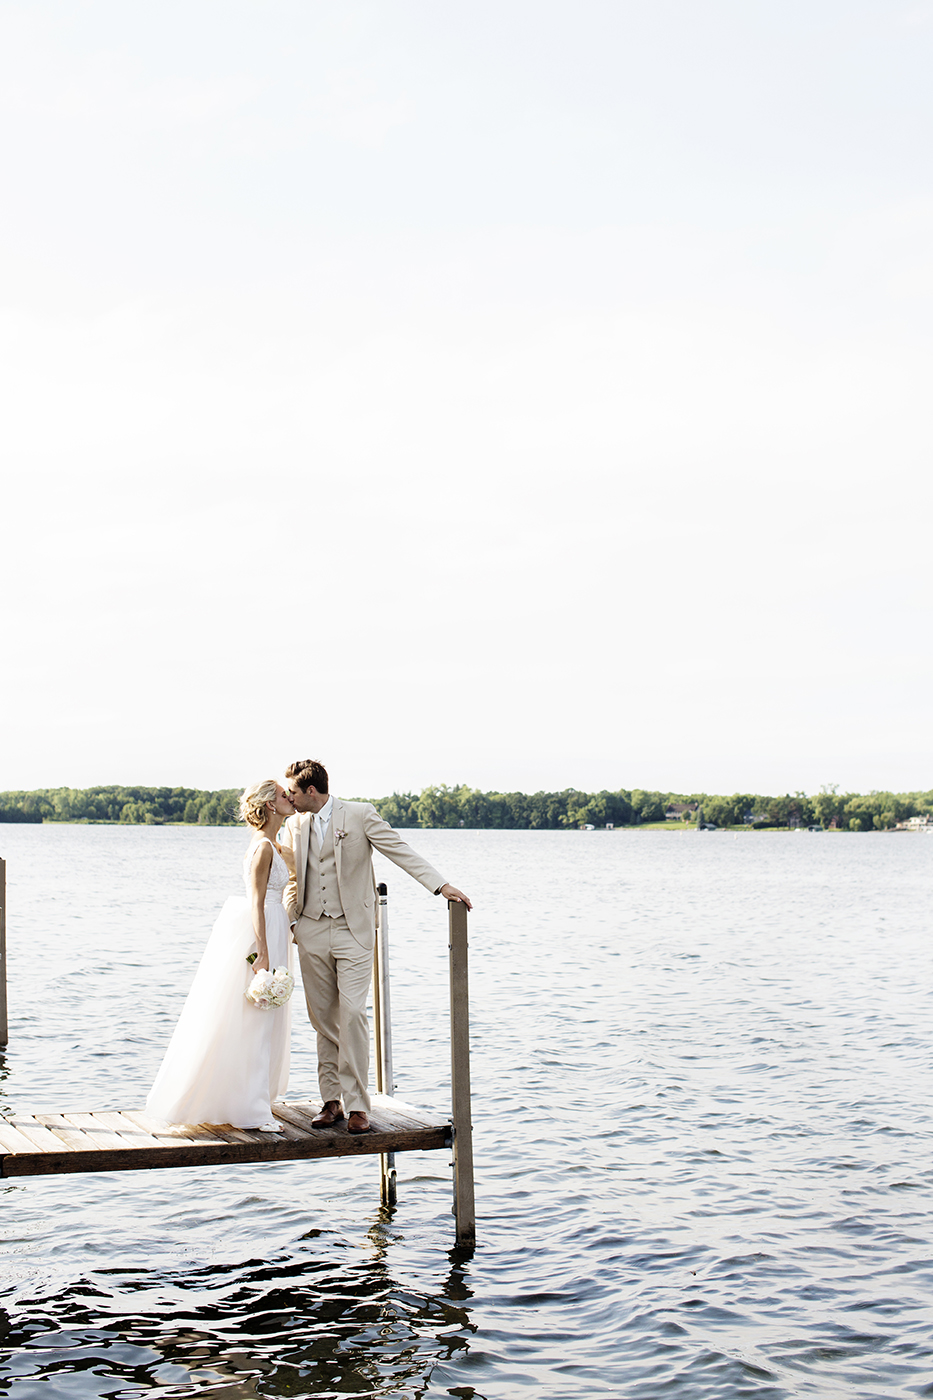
[252, 952, 270, 974]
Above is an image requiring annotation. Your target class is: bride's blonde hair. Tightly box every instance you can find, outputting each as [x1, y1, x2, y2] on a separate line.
[239, 779, 278, 830]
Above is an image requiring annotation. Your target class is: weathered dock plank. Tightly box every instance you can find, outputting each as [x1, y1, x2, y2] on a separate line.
[7, 1117, 78, 1153]
[34, 1114, 110, 1154]
[90, 1111, 174, 1148]
[270, 1101, 326, 1135]
[120, 1110, 230, 1146]
[63, 1113, 140, 1152]
[0, 1096, 451, 1179]
[0, 1121, 45, 1156]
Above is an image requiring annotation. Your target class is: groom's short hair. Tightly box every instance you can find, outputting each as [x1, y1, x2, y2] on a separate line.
[286, 758, 329, 795]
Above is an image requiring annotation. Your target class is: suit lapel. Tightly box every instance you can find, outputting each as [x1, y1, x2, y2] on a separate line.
[332, 798, 345, 880]
[298, 813, 311, 907]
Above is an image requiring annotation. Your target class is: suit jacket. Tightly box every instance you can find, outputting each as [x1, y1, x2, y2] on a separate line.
[280, 799, 445, 947]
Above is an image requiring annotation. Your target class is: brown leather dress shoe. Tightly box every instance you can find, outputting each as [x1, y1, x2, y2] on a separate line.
[312, 1100, 345, 1128]
[347, 1111, 372, 1134]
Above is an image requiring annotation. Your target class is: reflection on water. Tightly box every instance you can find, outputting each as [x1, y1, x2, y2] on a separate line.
[0, 824, 931, 1397]
[1, 1214, 474, 1397]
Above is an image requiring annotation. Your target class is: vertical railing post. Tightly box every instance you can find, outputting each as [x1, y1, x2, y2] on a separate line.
[0, 858, 7, 1046]
[448, 899, 475, 1247]
[373, 882, 396, 1206]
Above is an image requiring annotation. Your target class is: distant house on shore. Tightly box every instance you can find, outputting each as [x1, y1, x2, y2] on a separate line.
[894, 815, 933, 832]
[665, 802, 699, 821]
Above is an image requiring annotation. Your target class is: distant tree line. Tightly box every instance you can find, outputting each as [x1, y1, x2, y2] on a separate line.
[1, 783, 931, 832]
[369, 784, 933, 832]
[0, 787, 240, 826]
[695, 788, 933, 832]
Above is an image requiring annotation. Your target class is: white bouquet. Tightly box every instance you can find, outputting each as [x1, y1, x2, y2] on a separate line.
[245, 964, 295, 1009]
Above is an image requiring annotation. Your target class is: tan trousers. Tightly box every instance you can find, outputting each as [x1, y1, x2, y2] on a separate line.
[293, 913, 372, 1113]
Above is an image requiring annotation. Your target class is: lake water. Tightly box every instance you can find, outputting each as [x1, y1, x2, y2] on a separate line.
[0, 824, 930, 1399]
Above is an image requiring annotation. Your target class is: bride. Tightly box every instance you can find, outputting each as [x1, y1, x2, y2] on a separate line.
[146, 780, 297, 1133]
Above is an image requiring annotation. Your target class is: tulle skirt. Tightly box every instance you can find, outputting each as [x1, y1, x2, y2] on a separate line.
[146, 896, 293, 1128]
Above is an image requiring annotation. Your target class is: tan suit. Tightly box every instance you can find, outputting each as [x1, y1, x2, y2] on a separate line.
[280, 799, 445, 1111]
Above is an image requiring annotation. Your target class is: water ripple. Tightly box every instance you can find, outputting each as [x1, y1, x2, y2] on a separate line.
[0, 825, 930, 1396]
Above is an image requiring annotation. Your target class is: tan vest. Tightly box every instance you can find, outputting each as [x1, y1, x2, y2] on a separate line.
[303, 818, 345, 920]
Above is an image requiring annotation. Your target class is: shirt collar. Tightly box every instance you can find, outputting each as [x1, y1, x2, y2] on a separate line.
[316, 795, 334, 823]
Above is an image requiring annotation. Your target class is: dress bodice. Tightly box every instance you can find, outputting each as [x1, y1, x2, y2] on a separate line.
[244, 839, 289, 903]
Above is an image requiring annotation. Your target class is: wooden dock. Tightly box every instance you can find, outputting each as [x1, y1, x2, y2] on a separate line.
[0, 865, 475, 1245]
[0, 1094, 450, 1179]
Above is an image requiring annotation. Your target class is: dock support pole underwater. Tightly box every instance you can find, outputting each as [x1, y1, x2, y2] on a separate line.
[373, 882, 396, 1206]
[0, 858, 7, 1048]
[448, 898, 475, 1248]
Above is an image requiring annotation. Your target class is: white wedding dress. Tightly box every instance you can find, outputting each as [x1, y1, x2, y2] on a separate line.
[146, 838, 293, 1129]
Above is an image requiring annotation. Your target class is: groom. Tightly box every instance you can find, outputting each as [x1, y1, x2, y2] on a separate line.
[281, 758, 472, 1134]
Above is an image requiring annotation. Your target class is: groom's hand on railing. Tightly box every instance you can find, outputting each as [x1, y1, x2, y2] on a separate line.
[439, 883, 472, 910]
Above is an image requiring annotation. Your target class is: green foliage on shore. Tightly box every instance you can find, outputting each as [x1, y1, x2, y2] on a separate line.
[370, 785, 639, 829]
[368, 784, 933, 831]
[694, 787, 933, 832]
[0, 786, 240, 826]
[1, 783, 931, 831]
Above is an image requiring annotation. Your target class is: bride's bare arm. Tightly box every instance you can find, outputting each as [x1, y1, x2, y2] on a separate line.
[278, 821, 299, 924]
[248, 842, 274, 973]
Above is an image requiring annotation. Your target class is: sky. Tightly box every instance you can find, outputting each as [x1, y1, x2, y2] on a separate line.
[2, 0, 931, 799]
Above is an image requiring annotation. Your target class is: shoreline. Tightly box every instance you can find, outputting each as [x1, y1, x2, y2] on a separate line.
[3, 785, 931, 834]
[0, 819, 919, 834]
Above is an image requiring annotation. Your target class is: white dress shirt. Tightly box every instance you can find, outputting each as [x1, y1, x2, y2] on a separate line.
[313, 794, 334, 849]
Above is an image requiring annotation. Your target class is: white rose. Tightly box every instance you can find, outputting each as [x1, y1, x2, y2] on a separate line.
[246, 968, 279, 1006]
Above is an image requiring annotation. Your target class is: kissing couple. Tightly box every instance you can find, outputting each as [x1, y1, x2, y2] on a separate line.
[146, 758, 472, 1135]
